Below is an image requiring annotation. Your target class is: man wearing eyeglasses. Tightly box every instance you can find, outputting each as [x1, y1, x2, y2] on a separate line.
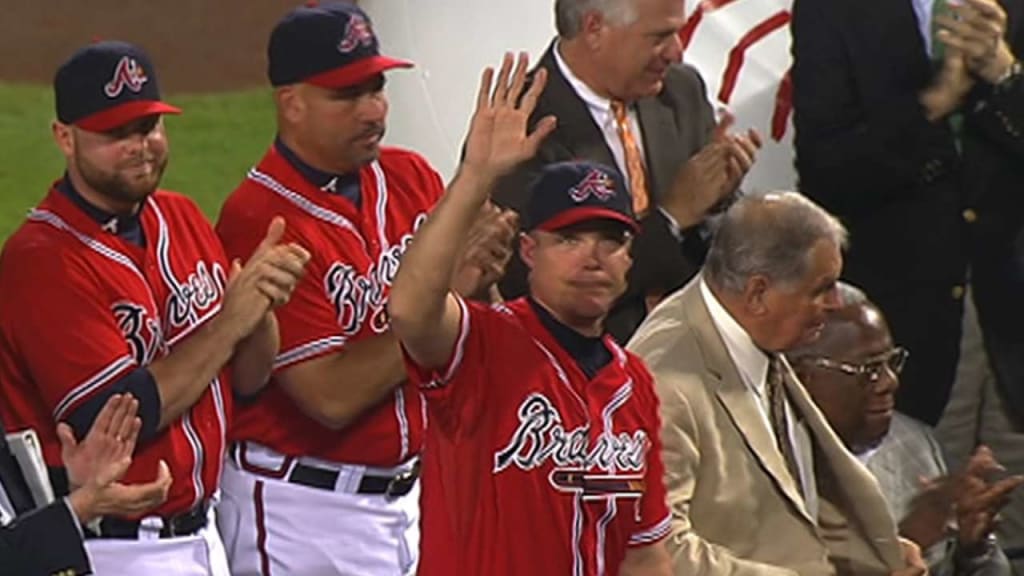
[791, 283, 1024, 576]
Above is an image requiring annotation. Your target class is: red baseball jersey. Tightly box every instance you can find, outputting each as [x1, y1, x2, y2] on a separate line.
[216, 145, 443, 466]
[0, 186, 232, 517]
[408, 297, 671, 576]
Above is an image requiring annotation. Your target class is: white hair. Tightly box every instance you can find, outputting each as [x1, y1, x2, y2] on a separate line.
[704, 192, 848, 294]
[555, 0, 638, 38]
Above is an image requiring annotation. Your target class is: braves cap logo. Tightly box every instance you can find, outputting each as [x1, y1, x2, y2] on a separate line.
[337, 14, 375, 54]
[104, 56, 148, 98]
[569, 169, 616, 203]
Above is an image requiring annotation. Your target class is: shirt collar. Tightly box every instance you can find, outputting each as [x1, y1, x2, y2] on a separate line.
[57, 175, 146, 246]
[553, 41, 617, 123]
[699, 275, 771, 399]
[274, 136, 361, 206]
[528, 297, 611, 374]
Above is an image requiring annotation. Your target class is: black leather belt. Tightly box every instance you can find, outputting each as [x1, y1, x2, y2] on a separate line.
[89, 501, 209, 539]
[230, 442, 420, 498]
[288, 459, 421, 498]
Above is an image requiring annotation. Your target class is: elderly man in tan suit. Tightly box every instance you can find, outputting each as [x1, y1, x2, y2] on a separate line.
[628, 192, 926, 576]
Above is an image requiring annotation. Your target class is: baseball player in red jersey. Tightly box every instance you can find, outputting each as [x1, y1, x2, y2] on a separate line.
[214, 3, 516, 575]
[0, 41, 309, 575]
[389, 55, 673, 576]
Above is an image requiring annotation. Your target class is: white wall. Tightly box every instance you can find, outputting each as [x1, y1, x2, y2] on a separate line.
[364, 0, 556, 179]
[364, 0, 797, 190]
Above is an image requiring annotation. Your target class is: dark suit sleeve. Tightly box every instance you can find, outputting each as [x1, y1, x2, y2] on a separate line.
[791, 0, 957, 219]
[1, 499, 91, 575]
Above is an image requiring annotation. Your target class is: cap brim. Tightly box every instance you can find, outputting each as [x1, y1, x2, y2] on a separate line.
[535, 207, 639, 233]
[75, 100, 182, 132]
[306, 54, 414, 89]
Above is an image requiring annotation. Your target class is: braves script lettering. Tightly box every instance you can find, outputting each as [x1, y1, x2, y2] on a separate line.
[325, 213, 427, 335]
[166, 261, 227, 329]
[112, 302, 164, 365]
[493, 393, 648, 474]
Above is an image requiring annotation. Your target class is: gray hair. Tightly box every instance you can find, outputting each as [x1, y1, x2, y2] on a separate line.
[704, 192, 848, 294]
[555, 0, 637, 38]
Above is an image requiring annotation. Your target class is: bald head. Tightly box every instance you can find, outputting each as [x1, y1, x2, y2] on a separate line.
[790, 283, 878, 359]
[790, 283, 901, 453]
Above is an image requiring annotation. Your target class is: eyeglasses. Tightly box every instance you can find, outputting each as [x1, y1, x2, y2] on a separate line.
[806, 347, 909, 384]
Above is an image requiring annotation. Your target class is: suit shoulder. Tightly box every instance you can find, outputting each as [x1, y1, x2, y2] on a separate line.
[627, 304, 710, 396]
[663, 63, 709, 98]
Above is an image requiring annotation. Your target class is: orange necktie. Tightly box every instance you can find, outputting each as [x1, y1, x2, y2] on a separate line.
[610, 100, 650, 217]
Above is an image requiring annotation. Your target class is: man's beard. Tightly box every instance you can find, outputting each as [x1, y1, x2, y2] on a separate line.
[75, 152, 168, 210]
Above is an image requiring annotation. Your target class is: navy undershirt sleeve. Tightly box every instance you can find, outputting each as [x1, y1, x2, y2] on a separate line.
[63, 367, 161, 444]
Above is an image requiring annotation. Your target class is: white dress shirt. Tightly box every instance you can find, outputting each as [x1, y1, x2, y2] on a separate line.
[700, 276, 819, 520]
[912, 0, 937, 58]
[553, 42, 648, 191]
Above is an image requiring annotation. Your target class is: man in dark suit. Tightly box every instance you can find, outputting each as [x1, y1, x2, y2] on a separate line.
[1, 394, 170, 576]
[493, 0, 761, 342]
[792, 0, 1024, 428]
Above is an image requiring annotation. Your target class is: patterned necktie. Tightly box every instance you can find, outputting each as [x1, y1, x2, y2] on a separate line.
[610, 100, 650, 217]
[767, 356, 802, 489]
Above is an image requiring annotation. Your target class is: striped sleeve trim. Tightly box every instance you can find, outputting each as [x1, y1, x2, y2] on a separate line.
[273, 336, 347, 371]
[421, 295, 470, 390]
[629, 513, 672, 546]
[54, 355, 137, 421]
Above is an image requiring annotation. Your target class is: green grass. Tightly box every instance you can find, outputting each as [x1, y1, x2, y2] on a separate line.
[0, 83, 277, 240]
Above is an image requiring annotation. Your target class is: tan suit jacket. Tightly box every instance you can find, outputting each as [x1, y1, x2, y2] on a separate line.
[627, 279, 906, 576]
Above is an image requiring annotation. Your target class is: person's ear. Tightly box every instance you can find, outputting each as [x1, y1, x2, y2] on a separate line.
[519, 232, 538, 270]
[275, 85, 306, 127]
[580, 9, 610, 51]
[744, 274, 770, 317]
[52, 121, 75, 157]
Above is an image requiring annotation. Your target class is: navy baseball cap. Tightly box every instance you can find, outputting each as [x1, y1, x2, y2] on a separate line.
[268, 2, 413, 88]
[525, 162, 639, 233]
[54, 41, 181, 133]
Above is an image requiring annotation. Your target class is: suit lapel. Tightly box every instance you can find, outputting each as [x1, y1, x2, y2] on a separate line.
[536, 44, 620, 171]
[680, 285, 815, 524]
[780, 360, 905, 569]
[636, 97, 678, 203]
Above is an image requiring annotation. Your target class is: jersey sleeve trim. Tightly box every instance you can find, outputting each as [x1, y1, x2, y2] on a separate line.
[53, 354, 137, 421]
[421, 294, 470, 390]
[274, 335, 348, 371]
[629, 513, 672, 546]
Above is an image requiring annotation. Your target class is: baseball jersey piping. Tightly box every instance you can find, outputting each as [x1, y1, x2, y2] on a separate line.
[394, 387, 410, 461]
[629, 514, 672, 544]
[273, 335, 348, 370]
[370, 161, 390, 251]
[572, 493, 585, 576]
[246, 168, 367, 252]
[423, 295, 471, 389]
[148, 199, 211, 505]
[52, 355, 136, 421]
[596, 496, 618, 576]
[28, 200, 221, 505]
[27, 208, 153, 421]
